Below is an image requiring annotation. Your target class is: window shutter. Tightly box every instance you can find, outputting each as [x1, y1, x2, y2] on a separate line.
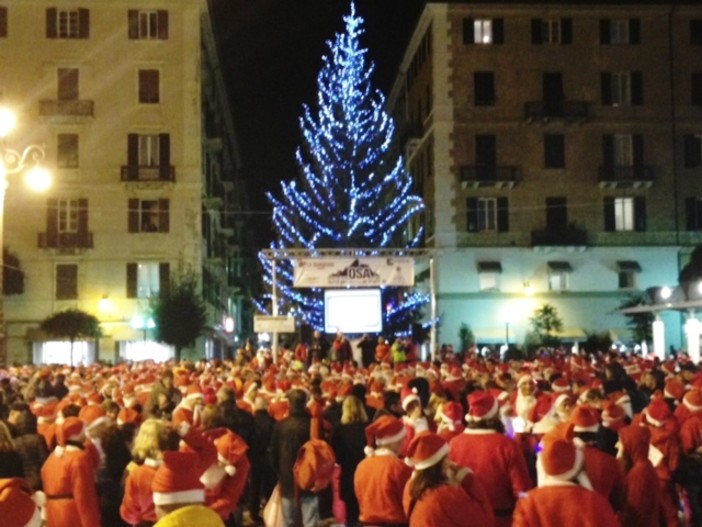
[462, 18, 475, 44]
[157, 10, 168, 40]
[127, 134, 138, 180]
[497, 197, 509, 232]
[46, 8, 57, 38]
[0, 7, 7, 38]
[531, 19, 543, 44]
[128, 10, 139, 39]
[77, 198, 88, 235]
[692, 20, 702, 46]
[159, 263, 170, 296]
[561, 19, 572, 44]
[686, 197, 697, 230]
[128, 198, 139, 233]
[466, 198, 478, 232]
[633, 134, 644, 171]
[634, 197, 646, 231]
[126, 263, 137, 298]
[492, 18, 504, 44]
[158, 199, 169, 233]
[602, 135, 614, 169]
[631, 71, 643, 105]
[684, 134, 701, 168]
[78, 8, 89, 38]
[47, 198, 59, 246]
[601, 73, 612, 105]
[629, 19, 640, 44]
[599, 19, 610, 44]
[604, 197, 615, 232]
[159, 133, 170, 180]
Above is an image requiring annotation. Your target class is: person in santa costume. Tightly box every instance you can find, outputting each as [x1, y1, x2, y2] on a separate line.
[677, 388, 702, 526]
[616, 424, 661, 527]
[0, 477, 44, 527]
[403, 432, 494, 527]
[151, 450, 224, 527]
[513, 424, 619, 527]
[436, 401, 465, 441]
[400, 386, 432, 456]
[40, 417, 102, 527]
[172, 385, 204, 429]
[354, 415, 412, 526]
[449, 390, 532, 527]
[200, 428, 250, 524]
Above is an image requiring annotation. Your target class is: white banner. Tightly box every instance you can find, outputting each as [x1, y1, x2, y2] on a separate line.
[293, 257, 415, 288]
[253, 315, 296, 333]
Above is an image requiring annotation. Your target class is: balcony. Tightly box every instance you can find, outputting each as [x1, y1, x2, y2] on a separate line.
[531, 226, 588, 248]
[524, 100, 589, 123]
[598, 166, 654, 189]
[459, 165, 519, 189]
[39, 99, 94, 123]
[38, 232, 94, 251]
[121, 165, 175, 182]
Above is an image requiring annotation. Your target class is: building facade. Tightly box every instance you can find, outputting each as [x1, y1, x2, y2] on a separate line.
[0, 0, 250, 364]
[388, 1, 702, 352]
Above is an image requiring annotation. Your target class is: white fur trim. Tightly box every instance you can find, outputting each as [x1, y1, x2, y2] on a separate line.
[462, 428, 496, 435]
[644, 408, 664, 428]
[573, 423, 599, 433]
[373, 447, 396, 458]
[466, 398, 499, 422]
[152, 489, 205, 506]
[375, 427, 406, 447]
[31, 491, 46, 508]
[144, 458, 162, 468]
[224, 464, 236, 476]
[683, 397, 702, 413]
[402, 393, 419, 411]
[364, 446, 376, 457]
[408, 442, 449, 471]
[86, 416, 111, 432]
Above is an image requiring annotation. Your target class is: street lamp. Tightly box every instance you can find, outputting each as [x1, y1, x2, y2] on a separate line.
[131, 314, 156, 353]
[0, 106, 50, 365]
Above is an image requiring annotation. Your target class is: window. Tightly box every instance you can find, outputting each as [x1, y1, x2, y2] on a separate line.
[546, 197, 568, 230]
[477, 261, 502, 291]
[46, 8, 89, 39]
[128, 10, 168, 40]
[693, 73, 702, 106]
[125, 134, 171, 181]
[0, 7, 7, 38]
[544, 134, 565, 168]
[56, 264, 78, 300]
[44, 198, 89, 249]
[474, 71, 495, 106]
[128, 198, 169, 233]
[547, 261, 571, 291]
[613, 134, 633, 166]
[617, 261, 641, 289]
[57, 134, 78, 169]
[600, 18, 639, 44]
[686, 197, 702, 230]
[684, 134, 702, 168]
[139, 69, 160, 103]
[138, 135, 159, 166]
[127, 262, 170, 298]
[462, 18, 503, 45]
[57, 199, 79, 233]
[57, 68, 79, 100]
[466, 197, 508, 232]
[603, 134, 644, 177]
[601, 72, 643, 106]
[692, 20, 702, 45]
[531, 18, 572, 45]
[604, 196, 646, 232]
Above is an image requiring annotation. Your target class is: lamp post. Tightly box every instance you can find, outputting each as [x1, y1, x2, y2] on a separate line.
[0, 107, 50, 366]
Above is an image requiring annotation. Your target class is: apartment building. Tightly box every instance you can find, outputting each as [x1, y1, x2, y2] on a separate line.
[388, 1, 702, 351]
[0, 0, 250, 364]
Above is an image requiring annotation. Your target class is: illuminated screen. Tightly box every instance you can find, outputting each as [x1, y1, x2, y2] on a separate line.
[324, 288, 382, 334]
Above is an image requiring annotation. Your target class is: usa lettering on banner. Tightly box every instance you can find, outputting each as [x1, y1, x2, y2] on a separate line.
[293, 257, 415, 288]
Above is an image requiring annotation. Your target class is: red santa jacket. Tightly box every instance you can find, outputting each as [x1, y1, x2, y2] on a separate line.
[203, 456, 251, 520]
[581, 444, 627, 514]
[679, 412, 702, 455]
[354, 450, 412, 525]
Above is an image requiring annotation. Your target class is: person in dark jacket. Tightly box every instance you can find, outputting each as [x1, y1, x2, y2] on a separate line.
[0, 421, 24, 479]
[8, 403, 48, 491]
[216, 385, 255, 447]
[270, 388, 318, 527]
[249, 396, 277, 525]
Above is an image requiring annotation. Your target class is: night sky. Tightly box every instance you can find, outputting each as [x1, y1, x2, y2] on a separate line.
[210, 0, 426, 244]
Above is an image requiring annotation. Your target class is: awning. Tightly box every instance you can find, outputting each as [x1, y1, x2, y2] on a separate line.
[477, 261, 502, 273]
[608, 327, 633, 343]
[547, 261, 572, 272]
[617, 260, 642, 272]
[473, 328, 509, 343]
[552, 327, 587, 341]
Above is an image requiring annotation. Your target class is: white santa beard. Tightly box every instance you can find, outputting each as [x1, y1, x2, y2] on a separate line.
[200, 464, 227, 490]
[515, 394, 537, 419]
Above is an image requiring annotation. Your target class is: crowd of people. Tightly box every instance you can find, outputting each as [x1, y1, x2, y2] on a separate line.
[0, 333, 701, 527]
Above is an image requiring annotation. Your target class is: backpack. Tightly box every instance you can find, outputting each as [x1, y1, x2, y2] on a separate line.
[293, 417, 336, 493]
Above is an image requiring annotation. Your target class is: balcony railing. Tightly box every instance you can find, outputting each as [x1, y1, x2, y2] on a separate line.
[38, 232, 94, 250]
[39, 99, 94, 118]
[121, 165, 176, 182]
[459, 165, 519, 189]
[524, 100, 589, 122]
[598, 166, 654, 189]
[531, 227, 588, 247]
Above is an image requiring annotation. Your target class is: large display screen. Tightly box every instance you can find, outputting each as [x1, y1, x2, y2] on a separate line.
[324, 288, 382, 334]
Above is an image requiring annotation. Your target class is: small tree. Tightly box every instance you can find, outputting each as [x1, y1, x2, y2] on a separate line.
[619, 294, 653, 344]
[40, 309, 102, 366]
[151, 269, 207, 361]
[458, 323, 475, 353]
[528, 304, 563, 348]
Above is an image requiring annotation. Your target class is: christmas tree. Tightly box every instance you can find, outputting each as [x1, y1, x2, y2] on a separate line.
[257, 2, 427, 335]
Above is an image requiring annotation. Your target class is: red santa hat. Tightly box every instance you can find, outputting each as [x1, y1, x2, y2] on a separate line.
[401, 386, 420, 412]
[466, 391, 498, 422]
[683, 389, 702, 413]
[0, 478, 42, 527]
[56, 417, 84, 447]
[364, 415, 406, 456]
[214, 430, 248, 476]
[152, 450, 205, 506]
[644, 397, 672, 428]
[336, 382, 353, 402]
[551, 377, 571, 393]
[569, 405, 600, 433]
[79, 405, 109, 431]
[539, 424, 586, 485]
[404, 432, 449, 470]
[117, 407, 141, 426]
[601, 402, 626, 429]
[184, 384, 204, 401]
[664, 378, 685, 402]
[437, 401, 464, 431]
